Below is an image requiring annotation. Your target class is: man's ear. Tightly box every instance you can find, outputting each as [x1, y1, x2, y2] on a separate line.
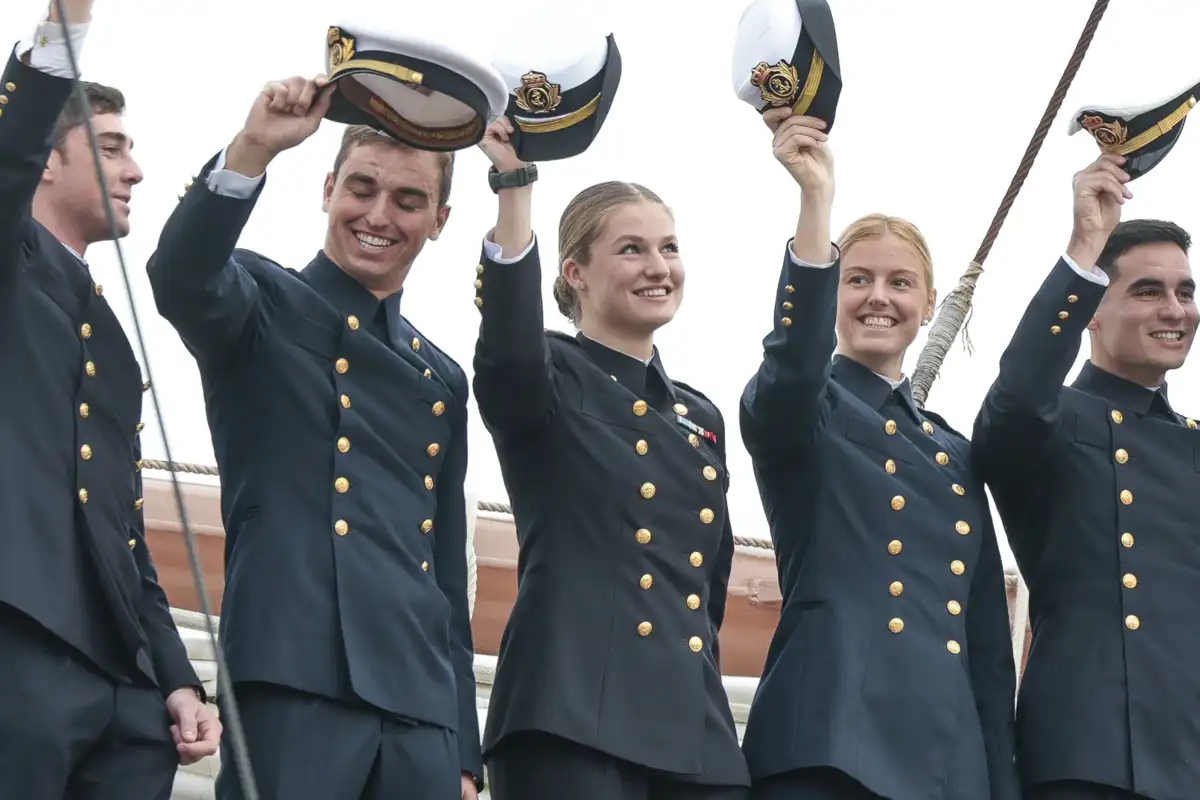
[321, 171, 335, 213]
[429, 204, 451, 241]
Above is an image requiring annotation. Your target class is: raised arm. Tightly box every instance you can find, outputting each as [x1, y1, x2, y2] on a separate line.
[471, 118, 556, 439]
[431, 370, 484, 790]
[0, 2, 93, 282]
[146, 75, 332, 366]
[740, 110, 839, 459]
[972, 155, 1126, 485]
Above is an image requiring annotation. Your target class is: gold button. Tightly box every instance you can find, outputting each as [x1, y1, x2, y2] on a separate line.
[781, 317, 793, 327]
[636, 528, 652, 544]
[936, 451, 949, 465]
[135, 460, 143, 471]
[432, 401, 445, 416]
[689, 551, 703, 567]
[884, 459, 897, 475]
[689, 636, 703, 652]
[890, 496, 905, 511]
[1114, 448, 1128, 464]
[1067, 294, 1078, 303]
[142, 381, 151, 392]
[424, 475, 434, 491]
[474, 279, 483, 289]
[884, 420, 897, 435]
[424, 369, 432, 378]
[422, 561, 429, 571]
[888, 618, 904, 633]
[411, 337, 420, 351]
[956, 520, 971, 535]
[335, 358, 349, 374]
[1050, 325, 1062, 335]
[128, 539, 136, 549]
[703, 465, 717, 481]
[1125, 615, 1140, 630]
[1111, 410, 1124, 424]
[635, 439, 649, 455]
[0, 96, 6, 104]
[474, 297, 483, 308]
[337, 437, 350, 453]
[686, 594, 701, 610]
[947, 600, 962, 615]
[421, 519, 433, 534]
[639, 574, 653, 590]
[340, 394, 351, 408]
[424, 443, 441, 458]
[784, 285, 795, 293]
[85, 361, 96, 377]
[638, 621, 653, 636]
[922, 421, 934, 435]
[133, 498, 144, 511]
[889, 581, 903, 596]
[674, 403, 688, 415]
[782, 301, 793, 310]
[80, 323, 92, 339]
[95, 284, 103, 296]
[80, 444, 92, 460]
[888, 539, 903, 555]
[334, 477, 349, 493]
[79, 403, 89, 418]
[632, 400, 648, 416]
[947, 640, 961, 655]
[951, 560, 965, 575]
[347, 315, 359, 330]
[1120, 489, 1133, 505]
[4, 82, 13, 91]
[1122, 573, 1137, 589]
[78, 488, 88, 503]
[688, 434, 700, 448]
[1186, 418, 1197, 429]
[610, 374, 618, 381]
[476, 264, 484, 275]
[1121, 532, 1134, 548]
[640, 482, 656, 499]
[1058, 311, 1069, 320]
[699, 508, 715, 524]
[952, 484, 965, 496]
[135, 422, 144, 432]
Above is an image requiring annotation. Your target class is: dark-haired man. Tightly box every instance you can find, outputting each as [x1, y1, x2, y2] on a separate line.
[0, 1, 220, 797]
[973, 152, 1199, 800]
[146, 72, 482, 798]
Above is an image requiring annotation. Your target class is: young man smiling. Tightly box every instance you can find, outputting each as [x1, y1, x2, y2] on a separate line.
[146, 71, 482, 799]
[973, 152, 1199, 800]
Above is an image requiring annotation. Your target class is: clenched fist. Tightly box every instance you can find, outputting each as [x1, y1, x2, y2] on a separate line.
[1067, 153, 1132, 269]
[764, 107, 833, 196]
[226, 75, 333, 178]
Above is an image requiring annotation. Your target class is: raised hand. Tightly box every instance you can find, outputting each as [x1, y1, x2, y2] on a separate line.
[764, 107, 833, 196]
[226, 75, 333, 178]
[1067, 153, 1132, 269]
[478, 117, 528, 174]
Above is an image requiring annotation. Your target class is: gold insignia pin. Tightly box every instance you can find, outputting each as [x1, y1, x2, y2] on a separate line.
[327, 27, 356, 70]
[750, 59, 800, 108]
[514, 71, 562, 115]
[1079, 114, 1129, 152]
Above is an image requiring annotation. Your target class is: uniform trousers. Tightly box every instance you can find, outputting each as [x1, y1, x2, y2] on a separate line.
[1028, 780, 1154, 799]
[750, 767, 884, 800]
[214, 681, 462, 800]
[486, 731, 750, 800]
[0, 604, 178, 800]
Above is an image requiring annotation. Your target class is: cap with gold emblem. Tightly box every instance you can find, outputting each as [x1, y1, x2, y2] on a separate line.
[323, 21, 510, 152]
[730, 0, 842, 130]
[492, 30, 622, 162]
[1068, 79, 1200, 180]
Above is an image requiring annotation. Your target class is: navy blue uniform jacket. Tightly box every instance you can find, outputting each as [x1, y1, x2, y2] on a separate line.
[739, 243, 1018, 800]
[973, 257, 1200, 800]
[145, 153, 481, 778]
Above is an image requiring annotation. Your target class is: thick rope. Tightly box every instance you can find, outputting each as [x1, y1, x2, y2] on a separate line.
[910, 0, 1113, 407]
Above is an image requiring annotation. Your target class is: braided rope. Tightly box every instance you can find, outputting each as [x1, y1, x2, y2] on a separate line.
[910, 0, 1113, 407]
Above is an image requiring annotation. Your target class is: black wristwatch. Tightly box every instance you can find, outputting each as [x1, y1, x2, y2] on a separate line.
[488, 164, 538, 193]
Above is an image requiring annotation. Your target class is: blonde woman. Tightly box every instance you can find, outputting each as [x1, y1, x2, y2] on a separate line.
[470, 117, 750, 800]
[739, 108, 1019, 800]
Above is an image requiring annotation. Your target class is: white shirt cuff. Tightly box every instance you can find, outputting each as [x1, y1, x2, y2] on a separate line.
[788, 239, 839, 268]
[482, 231, 536, 265]
[1061, 251, 1110, 287]
[16, 20, 88, 78]
[204, 147, 264, 199]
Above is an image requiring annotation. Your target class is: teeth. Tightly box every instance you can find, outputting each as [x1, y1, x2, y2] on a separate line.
[356, 233, 395, 250]
[1152, 331, 1182, 341]
[861, 316, 895, 329]
[635, 288, 667, 297]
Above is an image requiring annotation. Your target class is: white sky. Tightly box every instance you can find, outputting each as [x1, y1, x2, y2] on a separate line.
[8, 0, 1200, 571]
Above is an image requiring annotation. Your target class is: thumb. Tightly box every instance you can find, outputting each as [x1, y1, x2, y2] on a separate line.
[310, 84, 335, 120]
[178, 706, 198, 743]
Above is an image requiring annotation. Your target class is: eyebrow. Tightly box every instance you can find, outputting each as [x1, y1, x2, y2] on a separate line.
[342, 172, 429, 201]
[614, 234, 676, 245]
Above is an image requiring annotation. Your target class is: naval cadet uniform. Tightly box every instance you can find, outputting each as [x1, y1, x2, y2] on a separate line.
[0, 25, 201, 800]
[472, 234, 751, 800]
[146, 147, 481, 798]
[739, 242, 1019, 800]
[972, 255, 1200, 800]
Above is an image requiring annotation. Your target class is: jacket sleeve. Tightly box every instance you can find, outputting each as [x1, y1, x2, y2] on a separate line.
[0, 48, 75, 289]
[971, 257, 1108, 509]
[145, 151, 269, 367]
[130, 434, 203, 699]
[739, 241, 840, 461]
[471, 234, 559, 441]
[965, 513, 1020, 800]
[432, 369, 483, 787]
[707, 409, 735, 672]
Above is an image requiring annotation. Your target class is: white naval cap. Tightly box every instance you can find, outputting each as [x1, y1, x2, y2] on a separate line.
[730, 0, 842, 130]
[491, 13, 622, 162]
[1067, 77, 1200, 181]
[323, 18, 509, 152]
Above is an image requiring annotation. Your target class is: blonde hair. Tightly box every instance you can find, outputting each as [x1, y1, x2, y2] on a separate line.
[553, 181, 670, 324]
[837, 213, 934, 292]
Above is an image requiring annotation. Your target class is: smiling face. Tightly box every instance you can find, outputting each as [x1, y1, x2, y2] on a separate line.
[322, 135, 450, 296]
[835, 221, 936, 379]
[1090, 239, 1197, 386]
